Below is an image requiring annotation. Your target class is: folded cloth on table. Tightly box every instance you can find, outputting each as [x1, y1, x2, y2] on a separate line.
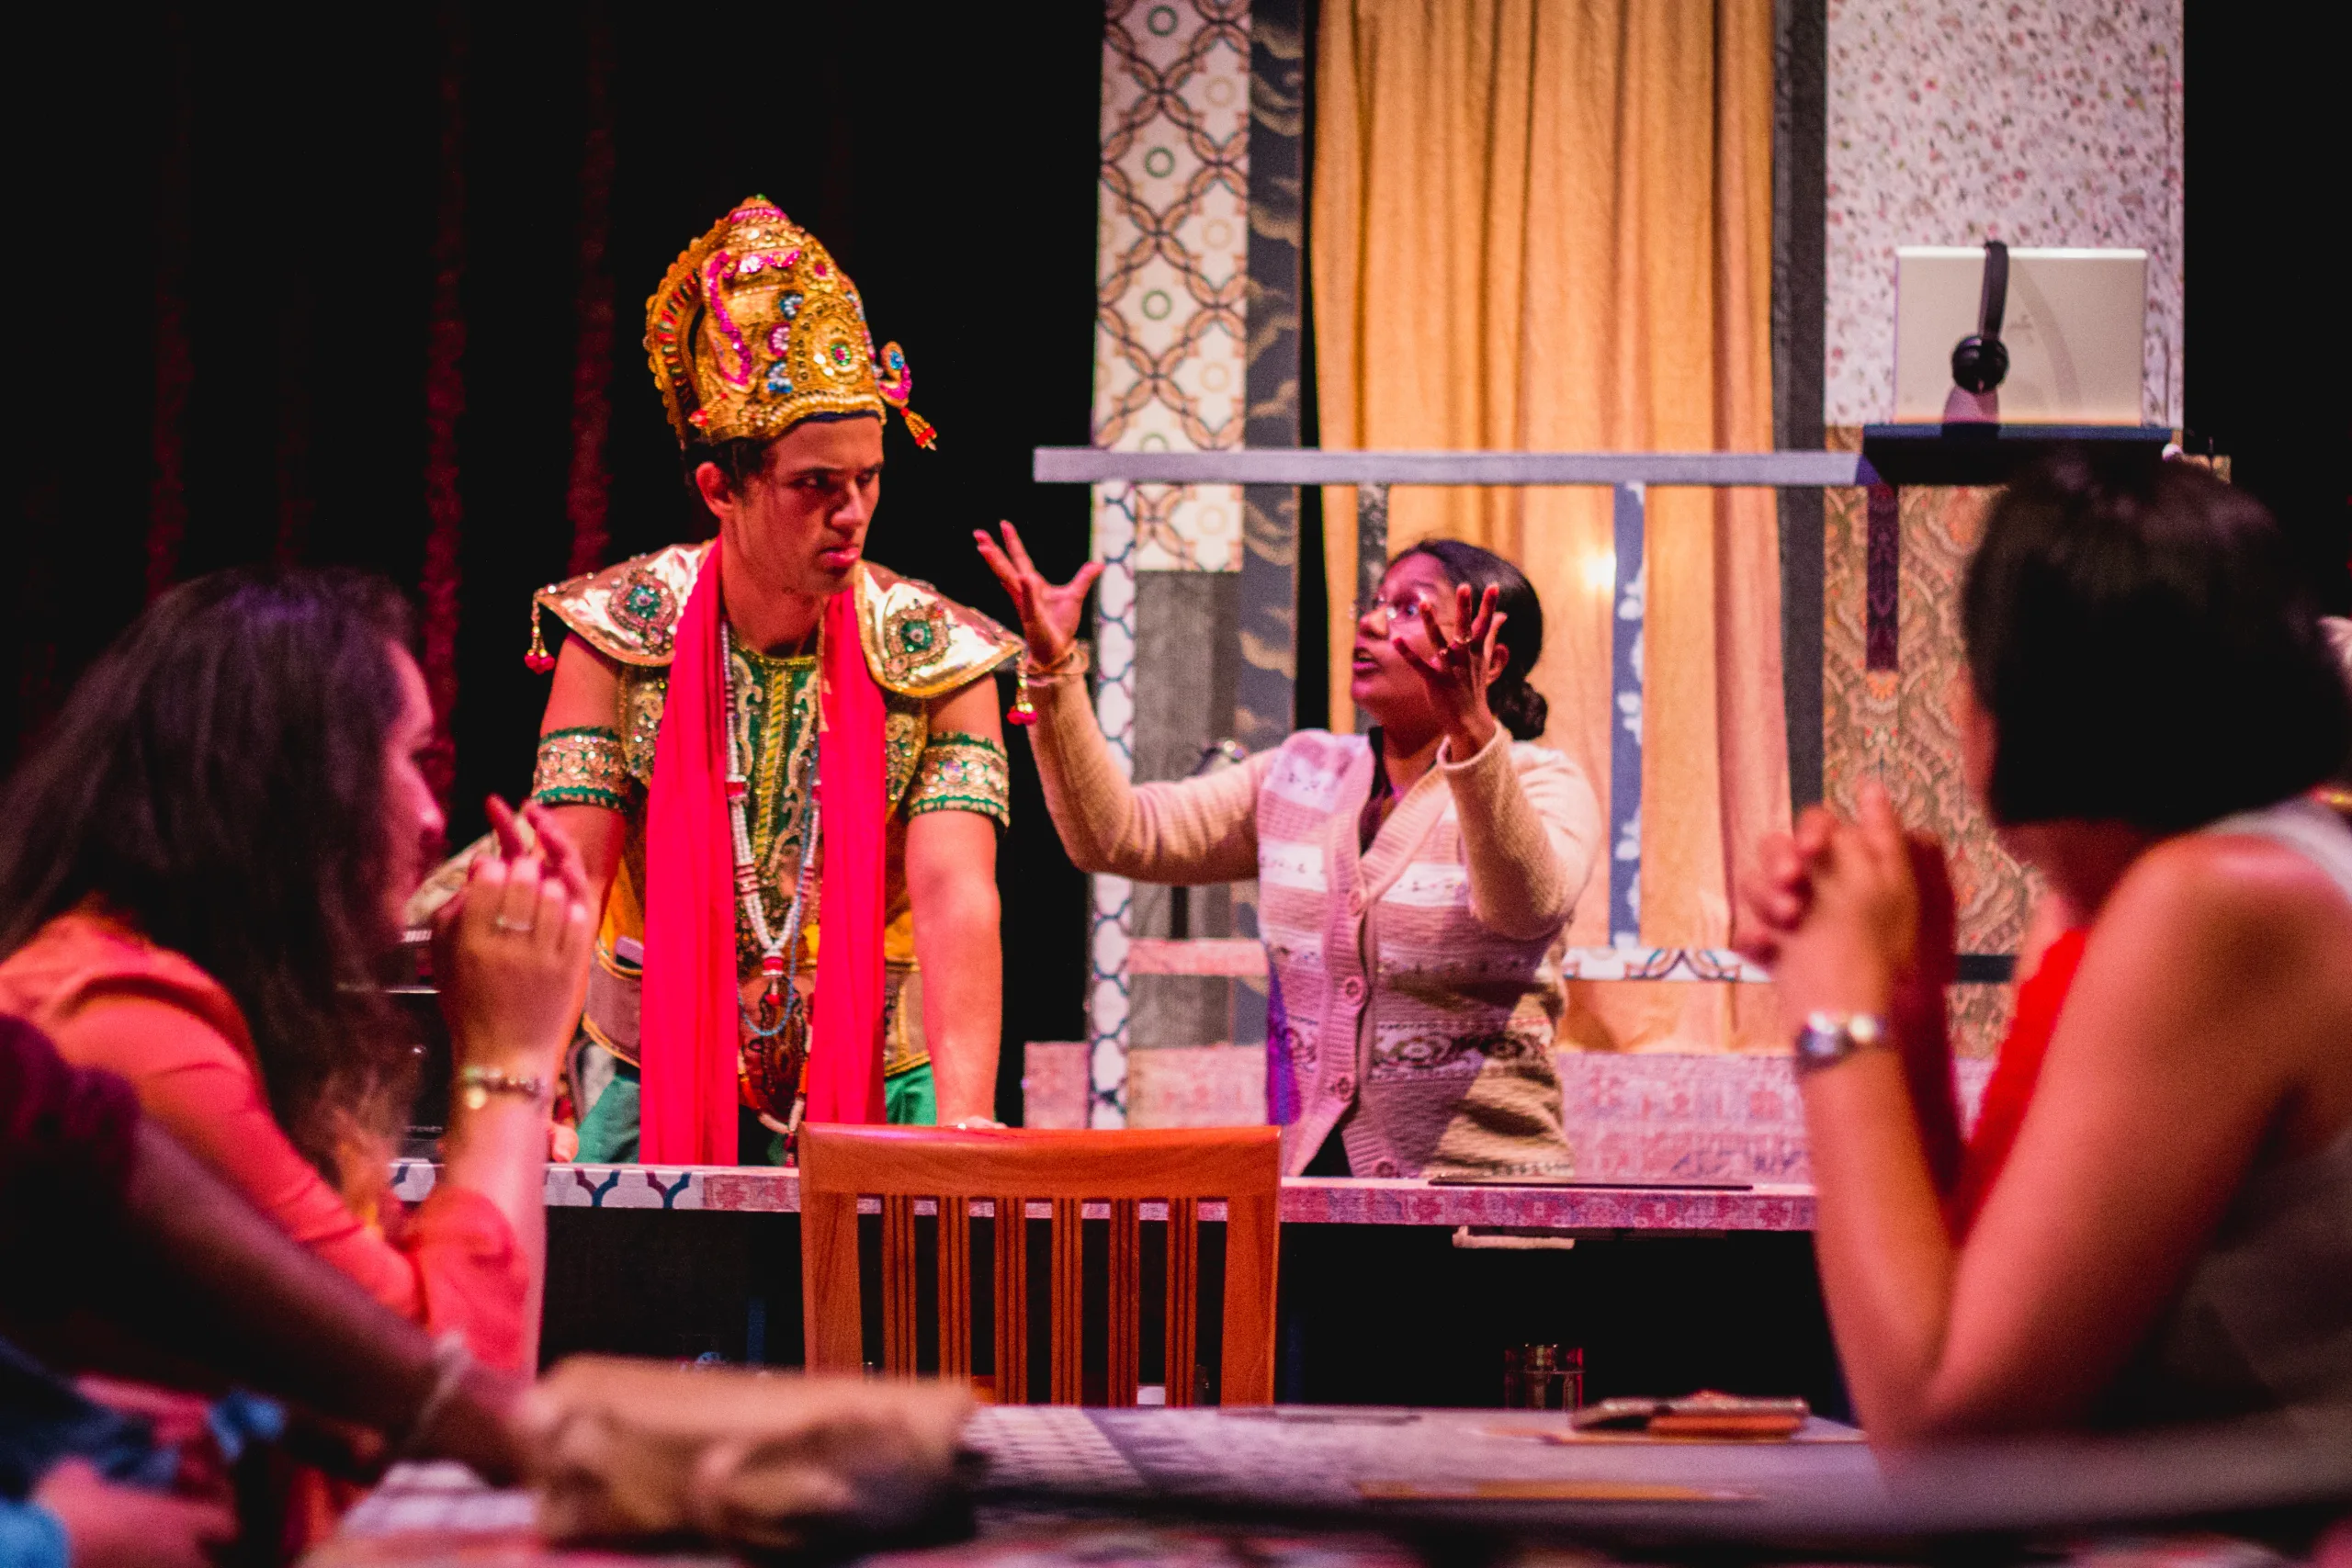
[525, 1358, 973, 1553]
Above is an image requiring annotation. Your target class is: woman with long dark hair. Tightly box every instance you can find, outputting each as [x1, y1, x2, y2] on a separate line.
[1740, 453, 2352, 1438]
[0, 569, 590, 1382]
[979, 525, 1600, 1179]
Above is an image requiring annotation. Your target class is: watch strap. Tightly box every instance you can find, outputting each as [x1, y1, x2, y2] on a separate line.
[1792, 1010, 1893, 1077]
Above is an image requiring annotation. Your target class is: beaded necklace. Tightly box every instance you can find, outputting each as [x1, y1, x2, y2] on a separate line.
[722, 621, 820, 1040]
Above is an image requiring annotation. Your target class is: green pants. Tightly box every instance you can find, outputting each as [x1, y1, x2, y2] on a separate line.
[575, 1057, 936, 1166]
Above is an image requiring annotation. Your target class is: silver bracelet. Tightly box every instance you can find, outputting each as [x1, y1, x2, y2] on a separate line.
[1792, 1010, 1894, 1077]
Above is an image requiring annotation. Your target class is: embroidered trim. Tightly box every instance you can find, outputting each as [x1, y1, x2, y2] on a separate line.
[729, 642, 820, 978]
[906, 730, 1011, 827]
[531, 727, 630, 811]
[882, 961, 929, 1078]
[884, 699, 928, 804]
[854, 563, 1021, 698]
[617, 667, 665, 785]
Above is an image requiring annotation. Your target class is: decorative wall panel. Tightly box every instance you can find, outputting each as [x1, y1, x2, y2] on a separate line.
[1089, 0, 1255, 1124]
[1822, 432, 2030, 1056]
[1093, 0, 1252, 573]
[1822, 0, 2184, 428]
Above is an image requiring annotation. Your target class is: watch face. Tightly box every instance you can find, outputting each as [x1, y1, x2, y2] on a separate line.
[1795, 1014, 1855, 1071]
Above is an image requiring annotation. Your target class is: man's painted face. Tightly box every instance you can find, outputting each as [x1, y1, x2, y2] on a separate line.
[716, 414, 886, 599]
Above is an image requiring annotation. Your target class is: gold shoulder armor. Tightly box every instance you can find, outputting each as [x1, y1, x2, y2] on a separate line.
[529, 542, 712, 668]
[854, 562, 1021, 698]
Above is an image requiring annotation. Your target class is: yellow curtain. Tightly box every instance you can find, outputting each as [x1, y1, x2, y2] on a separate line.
[1313, 0, 1787, 1051]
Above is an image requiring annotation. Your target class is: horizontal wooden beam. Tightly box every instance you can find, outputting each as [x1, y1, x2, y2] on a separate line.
[1035, 447, 1865, 487]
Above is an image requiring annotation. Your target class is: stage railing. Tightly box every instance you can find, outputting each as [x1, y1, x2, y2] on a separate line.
[1032, 448, 1861, 983]
[1031, 438, 2161, 1121]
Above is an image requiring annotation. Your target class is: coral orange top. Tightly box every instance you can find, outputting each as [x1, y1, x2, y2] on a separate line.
[0, 908, 527, 1371]
[1945, 927, 2090, 1239]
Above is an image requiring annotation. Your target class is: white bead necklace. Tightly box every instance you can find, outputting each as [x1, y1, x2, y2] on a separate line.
[721, 621, 820, 1035]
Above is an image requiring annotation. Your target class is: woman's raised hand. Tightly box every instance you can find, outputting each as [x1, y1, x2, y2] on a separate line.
[975, 521, 1102, 667]
[1396, 581, 1507, 755]
[432, 794, 594, 1083]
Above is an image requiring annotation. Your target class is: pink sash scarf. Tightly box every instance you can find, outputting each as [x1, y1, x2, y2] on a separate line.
[807, 584, 888, 1124]
[639, 550, 888, 1164]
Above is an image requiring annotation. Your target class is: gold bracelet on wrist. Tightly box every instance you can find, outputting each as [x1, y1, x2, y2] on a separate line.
[455, 1066, 550, 1111]
[1006, 641, 1091, 728]
[1022, 641, 1090, 682]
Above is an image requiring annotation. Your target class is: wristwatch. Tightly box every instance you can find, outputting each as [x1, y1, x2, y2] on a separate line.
[1792, 1010, 1893, 1077]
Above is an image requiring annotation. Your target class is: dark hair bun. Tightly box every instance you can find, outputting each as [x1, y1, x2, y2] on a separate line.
[1492, 681, 1548, 742]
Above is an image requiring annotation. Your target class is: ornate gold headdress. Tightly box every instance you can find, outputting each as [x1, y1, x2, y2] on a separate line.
[644, 196, 934, 450]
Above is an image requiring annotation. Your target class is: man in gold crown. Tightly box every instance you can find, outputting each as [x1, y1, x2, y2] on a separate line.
[524, 197, 1018, 1165]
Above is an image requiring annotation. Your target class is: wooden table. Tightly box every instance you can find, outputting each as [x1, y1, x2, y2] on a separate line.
[312, 1408, 2316, 1568]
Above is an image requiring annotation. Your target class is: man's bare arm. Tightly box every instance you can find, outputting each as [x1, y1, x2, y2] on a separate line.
[905, 679, 1006, 1124]
[536, 636, 632, 907]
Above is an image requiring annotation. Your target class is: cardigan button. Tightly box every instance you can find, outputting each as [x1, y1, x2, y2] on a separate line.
[1373, 1158, 1398, 1179]
[1339, 976, 1364, 1003]
[1330, 1075, 1355, 1100]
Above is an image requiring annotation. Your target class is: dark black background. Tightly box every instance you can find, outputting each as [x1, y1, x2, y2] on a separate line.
[4, 3, 2343, 1124]
[5, 4, 1108, 1118]
[2183, 2, 2347, 613]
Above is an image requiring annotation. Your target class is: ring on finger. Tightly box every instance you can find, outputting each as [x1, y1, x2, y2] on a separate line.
[492, 914, 534, 933]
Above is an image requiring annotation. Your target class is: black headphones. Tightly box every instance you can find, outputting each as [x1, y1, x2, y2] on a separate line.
[1950, 239, 2011, 395]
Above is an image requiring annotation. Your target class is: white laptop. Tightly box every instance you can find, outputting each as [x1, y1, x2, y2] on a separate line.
[1894, 246, 2148, 424]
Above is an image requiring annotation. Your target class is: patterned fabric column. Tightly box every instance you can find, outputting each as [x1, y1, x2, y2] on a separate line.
[1091, 0, 1250, 1125]
[1227, 0, 1305, 1048]
[1819, 0, 2183, 1055]
[1608, 484, 1646, 947]
[1236, 0, 1304, 754]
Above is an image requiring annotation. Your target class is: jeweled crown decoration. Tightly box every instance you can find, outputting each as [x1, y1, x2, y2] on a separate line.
[645, 197, 935, 450]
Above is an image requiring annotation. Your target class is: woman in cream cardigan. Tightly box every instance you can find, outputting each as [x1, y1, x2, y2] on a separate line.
[978, 525, 1600, 1179]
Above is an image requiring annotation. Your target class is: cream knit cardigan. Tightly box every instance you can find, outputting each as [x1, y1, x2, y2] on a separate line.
[1028, 675, 1601, 1177]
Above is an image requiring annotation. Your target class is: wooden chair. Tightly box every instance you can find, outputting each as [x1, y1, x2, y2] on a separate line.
[797, 1124, 1280, 1404]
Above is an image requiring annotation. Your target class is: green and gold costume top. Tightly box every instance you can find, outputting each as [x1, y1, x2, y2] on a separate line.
[525, 545, 1019, 1078]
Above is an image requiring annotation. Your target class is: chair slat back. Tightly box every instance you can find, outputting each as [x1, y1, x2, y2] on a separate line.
[798, 1125, 1281, 1404]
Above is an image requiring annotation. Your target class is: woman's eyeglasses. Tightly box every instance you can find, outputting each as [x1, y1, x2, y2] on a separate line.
[1354, 589, 1444, 632]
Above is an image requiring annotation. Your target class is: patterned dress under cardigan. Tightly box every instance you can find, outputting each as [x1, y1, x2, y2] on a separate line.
[1028, 670, 1602, 1178]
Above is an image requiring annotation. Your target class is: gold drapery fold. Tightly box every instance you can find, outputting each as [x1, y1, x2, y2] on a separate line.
[1313, 0, 1786, 1051]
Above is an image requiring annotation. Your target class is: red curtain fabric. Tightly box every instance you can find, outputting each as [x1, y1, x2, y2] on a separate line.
[563, 7, 616, 581]
[418, 3, 469, 812]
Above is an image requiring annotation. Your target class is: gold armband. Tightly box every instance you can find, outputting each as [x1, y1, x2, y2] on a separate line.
[532, 726, 630, 812]
[906, 731, 1012, 828]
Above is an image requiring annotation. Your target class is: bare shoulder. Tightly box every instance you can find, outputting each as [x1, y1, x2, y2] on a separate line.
[2087, 824, 2352, 1111]
[2109, 827, 2352, 967]
[542, 635, 624, 733]
[926, 671, 1004, 743]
